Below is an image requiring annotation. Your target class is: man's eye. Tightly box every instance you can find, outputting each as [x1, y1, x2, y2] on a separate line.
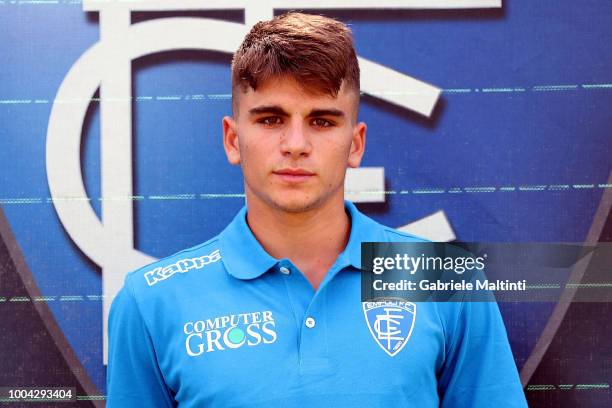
[312, 118, 333, 128]
[259, 117, 282, 126]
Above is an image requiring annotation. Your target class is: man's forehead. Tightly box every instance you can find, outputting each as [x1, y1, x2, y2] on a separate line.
[249, 77, 343, 99]
[236, 76, 359, 116]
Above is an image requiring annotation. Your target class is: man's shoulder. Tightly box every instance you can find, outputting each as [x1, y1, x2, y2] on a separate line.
[362, 213, 430, 243]
[123, 236, 225, 299]
[380, 226, 430, 243]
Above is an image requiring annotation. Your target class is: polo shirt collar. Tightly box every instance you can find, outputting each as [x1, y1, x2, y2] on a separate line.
[218, 200, 384, 280]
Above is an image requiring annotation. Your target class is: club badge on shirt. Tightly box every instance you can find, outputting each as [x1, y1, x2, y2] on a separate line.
[363, 300, 416, 357]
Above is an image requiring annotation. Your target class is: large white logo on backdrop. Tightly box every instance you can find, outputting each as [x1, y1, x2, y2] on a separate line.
[45, 0, 501, 362]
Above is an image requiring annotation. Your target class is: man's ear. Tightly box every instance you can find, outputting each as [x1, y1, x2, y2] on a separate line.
[348, 121, 366, 168]
[222, 116, 241, 165]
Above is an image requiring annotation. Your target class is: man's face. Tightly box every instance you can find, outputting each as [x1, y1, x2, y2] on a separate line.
[223, 76, 366, 213]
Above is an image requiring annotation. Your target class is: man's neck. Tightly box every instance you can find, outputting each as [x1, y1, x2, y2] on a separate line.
[245, 195, 351, 291]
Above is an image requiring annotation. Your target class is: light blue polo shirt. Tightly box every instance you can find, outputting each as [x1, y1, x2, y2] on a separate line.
[107, 200, 527, 407]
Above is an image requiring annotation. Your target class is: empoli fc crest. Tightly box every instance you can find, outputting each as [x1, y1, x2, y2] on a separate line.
[363, 300, 416, 357]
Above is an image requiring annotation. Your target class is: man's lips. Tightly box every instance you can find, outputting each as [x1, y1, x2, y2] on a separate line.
[274, 168, 315, 176]
[272, 168, 315, 182]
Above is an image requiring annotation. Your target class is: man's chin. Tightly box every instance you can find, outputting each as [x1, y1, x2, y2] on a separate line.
[267, 194, 324, 214]
[245, 183, 342, 214]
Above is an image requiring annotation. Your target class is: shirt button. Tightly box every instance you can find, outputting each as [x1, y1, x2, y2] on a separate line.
[305, 317, 316, 328]
[279, 266, 291, 275]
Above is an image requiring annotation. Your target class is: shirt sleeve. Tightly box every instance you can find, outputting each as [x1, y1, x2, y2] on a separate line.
[106, 275, 176, 407]
[437, 300, 528, 408]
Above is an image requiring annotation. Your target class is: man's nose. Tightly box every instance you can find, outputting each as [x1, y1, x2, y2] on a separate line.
[280, 120, 311, 158]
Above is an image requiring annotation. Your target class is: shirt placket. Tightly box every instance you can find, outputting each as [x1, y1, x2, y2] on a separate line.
[278, 255, 350, 375]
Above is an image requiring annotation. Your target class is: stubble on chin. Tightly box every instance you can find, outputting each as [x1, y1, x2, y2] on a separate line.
[253, 183, 345, 215]
[258, 190, 321, 214]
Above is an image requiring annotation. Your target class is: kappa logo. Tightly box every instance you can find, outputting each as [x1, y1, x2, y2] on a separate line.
[144, 249, 221, 286]
[363, 300, 416, 357]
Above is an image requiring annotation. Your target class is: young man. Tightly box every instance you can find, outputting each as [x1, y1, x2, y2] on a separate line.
[107, 12, 527, 407]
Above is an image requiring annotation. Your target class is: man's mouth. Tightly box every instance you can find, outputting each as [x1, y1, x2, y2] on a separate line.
[272, 168, 315, 183]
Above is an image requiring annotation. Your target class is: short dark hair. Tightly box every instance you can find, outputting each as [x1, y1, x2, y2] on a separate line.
[231, 12, 360, 110]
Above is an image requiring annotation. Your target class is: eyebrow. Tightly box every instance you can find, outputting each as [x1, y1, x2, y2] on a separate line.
[248, 105, 346, 119]
[309, 109, 345, 118]
[248, 105, 289, 117]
